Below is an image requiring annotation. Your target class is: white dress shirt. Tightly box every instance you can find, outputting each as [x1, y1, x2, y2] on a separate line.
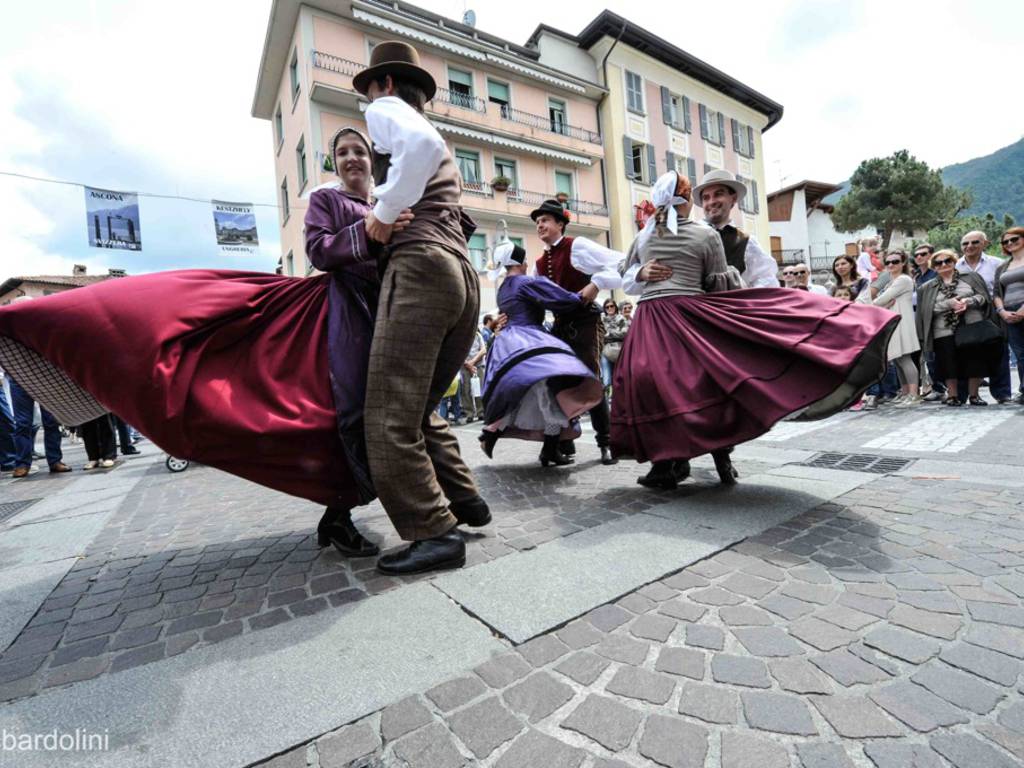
[706, 222, 778, 288]
[956, 253, 1001, 295]
[530, 236, 624, 291]
[365, 96, 447, 224]
[807, 284, 830, 296]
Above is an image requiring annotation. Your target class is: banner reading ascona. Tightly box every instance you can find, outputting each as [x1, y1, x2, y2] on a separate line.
[84, 187, 142, 251]
[212, 200, 259, 255]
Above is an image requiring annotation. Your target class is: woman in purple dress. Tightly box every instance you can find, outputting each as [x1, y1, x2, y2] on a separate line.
[479, 243, 604, 467]
[613, 171, 898, 489]
[303, 126, 412, 556]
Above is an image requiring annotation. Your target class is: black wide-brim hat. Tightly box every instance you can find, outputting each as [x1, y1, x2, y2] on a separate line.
[529, 199, 570, 225]
[353, 41, 437, 101]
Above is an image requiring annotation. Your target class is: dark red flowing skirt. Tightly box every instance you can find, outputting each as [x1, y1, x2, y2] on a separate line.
[0, 270, 357, 508]
[610, 288, 898, 463]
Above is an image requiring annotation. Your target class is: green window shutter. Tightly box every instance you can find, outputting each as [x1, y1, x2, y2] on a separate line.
[731, 119, 741, 152]
[717, 113, 726, 147]
[449, 69, 473, 87]
[687, 157, 697, 188]
[645, 144, 657, 185]
[623, 135, 636, 179]
[487, 80, 509, 103]
[665, 150, 677, 173]
[660, 86, 672, 125]
[683, 96, 692, 133]
[752, 180, 760, 213]
[699, 104, 709, 140]
[747, 126, 756, 159]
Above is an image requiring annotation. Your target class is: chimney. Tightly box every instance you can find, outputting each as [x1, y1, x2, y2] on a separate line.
[72, 264, 87, 276]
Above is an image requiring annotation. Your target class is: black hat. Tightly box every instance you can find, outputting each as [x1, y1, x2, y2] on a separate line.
[529, 199, 570, 225]
[353, 41, 437, 101]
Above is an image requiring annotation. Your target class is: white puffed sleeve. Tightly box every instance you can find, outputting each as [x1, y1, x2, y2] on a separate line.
[570, 237, 624, 291]
[742, 237, 781, 288]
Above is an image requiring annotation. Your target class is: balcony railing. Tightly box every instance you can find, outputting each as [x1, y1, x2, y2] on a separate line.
[773, 249, 806, 266]
[488, 188, 609, 217]
[312, 51, 362, 76]
[462, 180, 493, 197]
[434, 87, 487, 113]
[499, 105, 602, 145]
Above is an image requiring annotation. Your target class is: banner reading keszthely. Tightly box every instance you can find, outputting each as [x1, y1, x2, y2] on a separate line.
[84, 187, 142, 251]
[212, 200, 259, 255]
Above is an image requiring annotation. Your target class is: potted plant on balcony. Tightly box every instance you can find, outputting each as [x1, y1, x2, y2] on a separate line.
[322, 154, 335, 173]
[490, 175, 512, 193]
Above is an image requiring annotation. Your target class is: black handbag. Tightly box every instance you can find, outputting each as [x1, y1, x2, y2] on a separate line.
[953, 318, 1002, 349]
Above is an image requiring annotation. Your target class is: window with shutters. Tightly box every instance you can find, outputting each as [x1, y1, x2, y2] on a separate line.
[629, 141, 645, 181]
[555, 170, 574, 199]
[735, 123, 752, 157]
[289, 49, 300, 101]
[280, 178, 289, 223]
[488, 79, 510, 117]
[285, 251, 294, 276]
[447, 67, 475, 109]
[467, 234, 488, 272]
[549, 98, 568, 136]
[295, 135, 307, 192]
[674, 155, 698, 188]
[669, 95, 685, 130]
[274, 105, 283, 151]
[625, 70, 644, 114]
[627, 140, 656, 184]
[736, 176, 760, 214]
[494, 157, 518, 198]
[455, 149, 482, 190]
[705, 107, 722, 145]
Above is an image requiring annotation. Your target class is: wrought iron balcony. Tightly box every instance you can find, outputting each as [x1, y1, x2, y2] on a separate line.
[773, 248, 806, 265]
[462, 180, 493, 197]
[434, 87, 487, 113]
[490, 188, 609, 217]
[499, 106, 601, 145]
[312, 51, 362, 77]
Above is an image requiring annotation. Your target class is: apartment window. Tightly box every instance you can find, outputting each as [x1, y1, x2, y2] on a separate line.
[455, 149, 481, 187]
[625, 70, 644, 114]
[737, 176, 760, 214]
[274, 105, 283, 149]
[554, 170, 574, 200]
[468, 233, 487, 272]
[509, 236, 524, 249]
[624, 137, 656, 184]
[549, 98, 567, 135]
[670, 154, 697, 188]
[280, 178, 289, 222]
[366, 38, 377, 60]
[494, 157, 517, 194]
[447, 67, 474, 109]
[296, 136, 307, 191]
[289, 49, 300, 100]
[488, 79, 510, 116]
[660, 87, 691, 133]
[731, 119, 756, 158]
[285, 251, 294, 276]
[699, 104, 725, 146]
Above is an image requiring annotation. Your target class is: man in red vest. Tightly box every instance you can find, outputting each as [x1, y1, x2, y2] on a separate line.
[531, 199, 620, 465]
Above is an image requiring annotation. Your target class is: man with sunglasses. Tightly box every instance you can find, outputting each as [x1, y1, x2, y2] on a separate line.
[791, 263, 829, 295]
[957, 232, 1013, 404]
[780, 266, 797, 288]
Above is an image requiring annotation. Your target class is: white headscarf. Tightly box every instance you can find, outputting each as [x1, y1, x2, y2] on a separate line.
[636, 170, 689, 252]
[486, 241, 525, 283]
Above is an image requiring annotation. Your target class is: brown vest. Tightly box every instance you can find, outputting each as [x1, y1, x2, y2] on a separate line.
[371, 149, 474, 253]
[717, 225, 749, 275]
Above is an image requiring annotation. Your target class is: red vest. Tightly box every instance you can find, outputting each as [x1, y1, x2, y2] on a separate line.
[534, 237, 591, 292]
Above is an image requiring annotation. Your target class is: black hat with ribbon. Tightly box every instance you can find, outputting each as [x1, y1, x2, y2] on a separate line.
[529, 198, 570, 225]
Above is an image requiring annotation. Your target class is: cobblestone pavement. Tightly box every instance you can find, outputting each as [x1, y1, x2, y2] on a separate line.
[261, 472, 1024, 768]
[1, 399, 1023, 767]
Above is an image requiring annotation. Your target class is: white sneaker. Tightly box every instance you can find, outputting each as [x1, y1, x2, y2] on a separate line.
[83, 461, 98, 470]
[896, 394, 923, 407]
[99, 459, 115, 468]
[863, 395, 878, 410]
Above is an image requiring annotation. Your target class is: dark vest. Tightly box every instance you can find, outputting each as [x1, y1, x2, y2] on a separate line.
[370, 147, 474, 253]
[717, 225, 749, 275]
[535, 237, 592, 293]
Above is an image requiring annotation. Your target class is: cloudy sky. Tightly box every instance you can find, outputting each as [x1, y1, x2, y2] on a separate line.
[1, 0, 1020, 282]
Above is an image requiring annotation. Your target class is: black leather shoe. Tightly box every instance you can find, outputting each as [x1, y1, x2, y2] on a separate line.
[377, 530, 465, 574]
[479, 430, 499, 459]
[672, 460, 691, 482]
[317, 507, 380, 557]
[600, 446, 618, 465]
[637, 461, 679, 490]
[541, 435, 572, 467]
[451, 496, 491, 527]
[711, 450, 738, 485]
[122, 446, 141, 456]
[559, 440, 576, 457]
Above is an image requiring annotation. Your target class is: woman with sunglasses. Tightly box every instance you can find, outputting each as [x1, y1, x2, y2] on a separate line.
[915, 249, 998, 406]
[830, 255, 868, 300]
[994, 227, 1024, 404]
[600, 298, 628, 393]
[872, 250, 921, 405]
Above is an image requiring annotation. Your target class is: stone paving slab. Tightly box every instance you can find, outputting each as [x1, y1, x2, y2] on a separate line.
[0, 582, 504, 768]
[0, 559, 76, 652]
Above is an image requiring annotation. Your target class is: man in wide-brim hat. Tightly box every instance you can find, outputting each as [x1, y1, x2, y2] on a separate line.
[693, 169, 779, 288]
[355, 40, 492, 576]
[530, 198, 623, 465]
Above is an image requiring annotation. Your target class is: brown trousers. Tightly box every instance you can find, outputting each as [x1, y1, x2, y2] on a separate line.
[364, 243, 481, 540]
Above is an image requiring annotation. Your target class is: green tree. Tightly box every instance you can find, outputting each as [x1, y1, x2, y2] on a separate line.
[926, 212, 1016, 254]
[832, 150, 971, 248]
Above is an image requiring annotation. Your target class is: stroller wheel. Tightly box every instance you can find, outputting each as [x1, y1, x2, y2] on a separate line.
[165, 456, 190, 473]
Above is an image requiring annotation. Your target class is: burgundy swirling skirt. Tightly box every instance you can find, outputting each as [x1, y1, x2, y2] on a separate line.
[0, 270, 357, 508]
[610, 288, 899, 463]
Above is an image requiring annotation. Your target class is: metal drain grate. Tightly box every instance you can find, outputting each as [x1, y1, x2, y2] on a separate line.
[802, 453, 913, 474]
[0, 499, 41, 524]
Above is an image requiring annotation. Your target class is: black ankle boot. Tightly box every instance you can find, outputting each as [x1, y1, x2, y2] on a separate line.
[317, 507, 380, 557]
[478, 430, 499, 459]
[540, 435, 572, 467]
[637, 460, 680, 490]
[600, 446, 618, 465]
[376, 529, 466, 574]
[558, 439, 576, 458]
[711, 449, 738, 485]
